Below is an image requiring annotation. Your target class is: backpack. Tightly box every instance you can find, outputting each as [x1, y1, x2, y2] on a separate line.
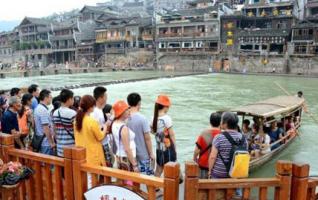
[218, 131, 250, 178]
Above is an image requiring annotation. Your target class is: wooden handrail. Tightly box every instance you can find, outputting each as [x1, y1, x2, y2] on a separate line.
[80, 163, 164, 188]
[7, 148, 65, 167]
[198, 178, 281, 189]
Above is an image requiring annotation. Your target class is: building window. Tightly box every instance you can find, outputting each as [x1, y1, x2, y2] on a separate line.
[159, 43, 166, 48]
[168, 42, 180, 48]
[183, 42, 193, 48]
[309, 29, 313, 35]
[196, 41, 203, 48]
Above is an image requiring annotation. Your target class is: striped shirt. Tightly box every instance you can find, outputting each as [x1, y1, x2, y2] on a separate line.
[212, 131, 247, 178]
[52, 106, 76, 157]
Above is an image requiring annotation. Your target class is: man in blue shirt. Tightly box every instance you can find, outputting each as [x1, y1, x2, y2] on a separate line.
[34, 89, 55, 155]
[28, 84, 40, 110]
[1, 96, 24, 148]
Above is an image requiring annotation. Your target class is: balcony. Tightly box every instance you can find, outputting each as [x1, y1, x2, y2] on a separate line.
[292, 35, 314, 41]
[141, 34, 153, 41]
[158, 32, 209, 38]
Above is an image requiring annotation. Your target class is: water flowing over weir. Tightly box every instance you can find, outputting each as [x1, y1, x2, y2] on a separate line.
[2, 71, 318, 179]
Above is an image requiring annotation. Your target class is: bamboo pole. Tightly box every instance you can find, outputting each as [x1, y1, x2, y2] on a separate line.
[274, 82, 318, 124]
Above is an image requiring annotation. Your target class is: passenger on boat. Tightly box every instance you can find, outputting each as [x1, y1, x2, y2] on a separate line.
[74, 95, 108, 167]
[248, 124, 259, 152]
[208, 112, 247, 179]
[193, 112, 221, 179]
[18, 94, 34, 149]
[253, 130, 271, 155]
[242, 119, 253, 141]
[1, 96, 24, 149]
[268, 121, 283, 150]
[297, 91, 308, 113]
[112, 100, 138, 173]
[151, 95, 176, 178]
[52, 89, 76, 158]
[284, 116, 295, 131]
[127, 93, 154, 175]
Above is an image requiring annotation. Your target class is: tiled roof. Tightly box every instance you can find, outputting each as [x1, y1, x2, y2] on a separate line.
[123, 2, 144, 7]
[19, 17, 51, 26]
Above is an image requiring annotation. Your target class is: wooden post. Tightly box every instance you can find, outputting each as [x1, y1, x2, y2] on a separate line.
[275, 160, 292, 200]
[71, 146, 87, 200]
[184, 161, 199, 200]
[163, 162, 180, 200]
[0, 134, 14, 163]
[291, 162, 309, 200]
[63, 147, 74, 200]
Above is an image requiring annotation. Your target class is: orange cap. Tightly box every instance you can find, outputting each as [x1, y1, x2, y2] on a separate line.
[113, 100, 129, 118]
[156, 95, 171, 107]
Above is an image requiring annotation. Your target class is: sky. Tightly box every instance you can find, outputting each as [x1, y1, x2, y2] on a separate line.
[0, 0, 105, 21]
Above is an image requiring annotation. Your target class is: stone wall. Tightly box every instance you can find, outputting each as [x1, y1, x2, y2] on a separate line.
[228, 55, 318, 76]
[99, 50, 154, 68]
[157, 53, 318, 76]
[157, 53, 214, 72]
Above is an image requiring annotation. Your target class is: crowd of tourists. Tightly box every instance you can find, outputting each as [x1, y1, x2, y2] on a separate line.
[0, 85, 178, 185]
[0, 85, 301, 190]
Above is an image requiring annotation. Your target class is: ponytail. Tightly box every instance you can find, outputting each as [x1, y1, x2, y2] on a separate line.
[152, 103, 164, 133]
[75, 95, 96, 132]
[18, 106, 25, 118]
[75, 109, 85, 131]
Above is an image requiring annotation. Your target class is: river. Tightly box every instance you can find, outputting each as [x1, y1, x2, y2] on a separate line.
[1, 71, 317, 178]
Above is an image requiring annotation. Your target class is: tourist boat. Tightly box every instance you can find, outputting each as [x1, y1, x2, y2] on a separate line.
[230, 95, 305, 171]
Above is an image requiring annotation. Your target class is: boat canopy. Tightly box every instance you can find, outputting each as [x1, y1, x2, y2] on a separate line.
[231, 96, 305, 118]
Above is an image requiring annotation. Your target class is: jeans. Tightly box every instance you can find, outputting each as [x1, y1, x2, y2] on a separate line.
[40, 145, 55, 156]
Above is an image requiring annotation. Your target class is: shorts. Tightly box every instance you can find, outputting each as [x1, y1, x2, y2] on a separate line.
[199, 168, 209, 179]
[138, 159, 154, 175]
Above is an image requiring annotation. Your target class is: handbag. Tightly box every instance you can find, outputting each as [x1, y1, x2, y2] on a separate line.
[156, 139, 177, 167]
[31, 134, 46, 152]
[117, 125, 133, 171]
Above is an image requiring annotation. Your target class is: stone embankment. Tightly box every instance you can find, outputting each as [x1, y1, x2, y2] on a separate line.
[157, 54, 318, 76]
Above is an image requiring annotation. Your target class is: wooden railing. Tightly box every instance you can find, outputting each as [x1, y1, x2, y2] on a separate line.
[0, 134, 180, 200]
[0, 133, 74, 200]
[184, 161, 318, 200]
[69, 146, 179, 200]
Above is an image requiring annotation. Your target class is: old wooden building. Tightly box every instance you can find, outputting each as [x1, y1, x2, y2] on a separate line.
[156, 2, 222, 54]
[221, 0, 297, 55]
[95, 16, 153, 56]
